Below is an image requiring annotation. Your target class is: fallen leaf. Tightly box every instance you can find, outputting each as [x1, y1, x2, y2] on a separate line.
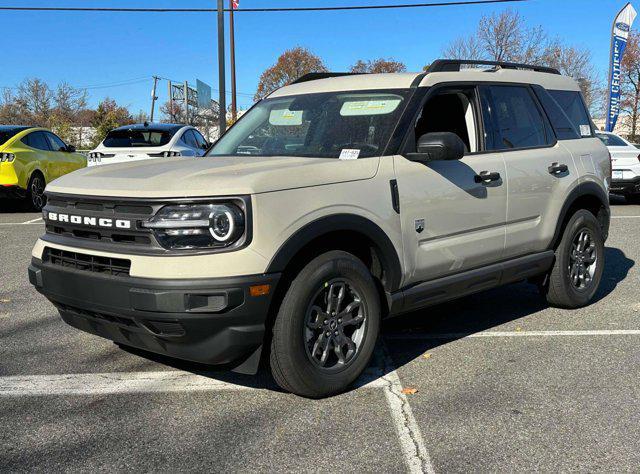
[515, 327, 523, 332]
[422, 353, 432, 360]
[401, 387, 418, 395]
[0, 299, 9, 303]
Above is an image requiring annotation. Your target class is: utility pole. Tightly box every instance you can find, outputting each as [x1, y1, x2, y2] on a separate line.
[229, 0, 237, 122]
[184, 81, 190, 125]
[150, 75, 159, 122]
[217, 0, 227, 136]
[168, 80, 174, 122]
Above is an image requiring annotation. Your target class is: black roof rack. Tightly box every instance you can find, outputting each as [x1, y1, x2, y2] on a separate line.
[291, 72, 367, 84]
[428, 59, 560, 75]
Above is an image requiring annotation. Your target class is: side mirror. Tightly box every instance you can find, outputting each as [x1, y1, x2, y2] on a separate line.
[405, 132, 466, 163]
[66, 145, 76, 153]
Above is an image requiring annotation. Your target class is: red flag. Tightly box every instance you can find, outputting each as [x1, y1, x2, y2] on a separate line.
[232, 0, 239, 9]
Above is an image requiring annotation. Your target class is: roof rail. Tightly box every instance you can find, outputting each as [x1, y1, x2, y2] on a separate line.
[291, 72, 366, 84]
[428, 59, 560, 75]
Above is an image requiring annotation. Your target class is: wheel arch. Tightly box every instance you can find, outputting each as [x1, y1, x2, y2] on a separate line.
[550, 181, 610, 250]
[266, 214, 403, 295]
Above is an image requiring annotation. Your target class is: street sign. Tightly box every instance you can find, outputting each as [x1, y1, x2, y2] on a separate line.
[196, 80, 212, 108]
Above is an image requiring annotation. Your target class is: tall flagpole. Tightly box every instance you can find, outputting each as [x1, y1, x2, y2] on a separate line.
[230, 0, 238, 123]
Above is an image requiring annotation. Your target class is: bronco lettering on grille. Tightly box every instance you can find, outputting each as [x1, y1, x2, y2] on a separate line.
[46, 212, 132, 230]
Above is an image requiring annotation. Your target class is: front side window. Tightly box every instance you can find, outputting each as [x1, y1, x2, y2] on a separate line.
[22, 131, 51, 151]
[208, 90, 409, 159]
[487, 85, 551, 150]
[45, 132, 67, 152]
[103, 129, 175, 148]
[192, 129, 208, 149]
[182, 130, 199, 148]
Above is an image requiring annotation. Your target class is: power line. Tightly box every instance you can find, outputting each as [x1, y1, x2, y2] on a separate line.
[0, 1, 529, 13]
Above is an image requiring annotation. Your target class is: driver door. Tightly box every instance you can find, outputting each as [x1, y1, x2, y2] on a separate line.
[393, 85, 507, 286]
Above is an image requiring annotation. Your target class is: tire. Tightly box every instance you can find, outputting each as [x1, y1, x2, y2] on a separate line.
[270, 251, 381, 398]
[26, 172, 46, 211]
[543, 209, 604, 308]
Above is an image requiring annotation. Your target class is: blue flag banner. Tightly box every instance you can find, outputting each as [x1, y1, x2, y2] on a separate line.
[607, 3, 637, 132]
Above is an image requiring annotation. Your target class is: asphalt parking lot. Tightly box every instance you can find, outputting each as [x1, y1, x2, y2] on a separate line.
[1, 197, 639, 473]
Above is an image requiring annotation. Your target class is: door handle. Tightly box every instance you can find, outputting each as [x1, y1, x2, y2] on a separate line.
[548, 162, 569, 175]
[474, 171, 501, 184]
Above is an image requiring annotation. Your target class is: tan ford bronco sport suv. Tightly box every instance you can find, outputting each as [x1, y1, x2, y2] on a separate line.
[29, 60, 611, 398]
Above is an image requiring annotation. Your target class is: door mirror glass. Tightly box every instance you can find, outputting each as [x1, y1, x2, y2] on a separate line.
[66, 144, 76, 153]
[406, 132, 466, 163]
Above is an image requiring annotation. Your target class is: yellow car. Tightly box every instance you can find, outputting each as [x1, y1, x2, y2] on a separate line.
[0, 126, 86, 210]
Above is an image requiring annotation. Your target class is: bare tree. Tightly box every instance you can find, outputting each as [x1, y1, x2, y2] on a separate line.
[442, 36, 484, 62]
[350, 58, 407, 74]
[14, 78, 52, 127]
[254, 47, 328, 101]
[620, 32, 640, 140]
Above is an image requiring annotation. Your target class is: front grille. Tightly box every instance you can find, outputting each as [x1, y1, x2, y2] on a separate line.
[44, 194, 162, 250]
[44, 247, 131, 276]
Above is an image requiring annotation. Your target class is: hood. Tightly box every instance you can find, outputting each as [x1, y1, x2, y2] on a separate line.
[46, 155, 380, 198]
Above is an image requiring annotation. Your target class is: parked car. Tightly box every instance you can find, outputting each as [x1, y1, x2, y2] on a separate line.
[88, 123, 210, 166]
[0, 126, 86, 210]
[596, 131, 640, 201]
[30, 59, 610, 397]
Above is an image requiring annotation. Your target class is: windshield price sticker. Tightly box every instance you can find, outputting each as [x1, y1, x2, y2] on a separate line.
[339, 149, 360, 160]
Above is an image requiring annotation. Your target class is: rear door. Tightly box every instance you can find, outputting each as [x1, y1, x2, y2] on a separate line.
[394, 85, 507, 286]
[483, 84, 579, 258]
[22, 131, 55, 180]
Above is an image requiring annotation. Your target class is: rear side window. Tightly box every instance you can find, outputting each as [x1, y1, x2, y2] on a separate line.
[531, 85, 580, 141]
[548, 90, 593, 138]
[485, 85, 552, 150]
[22, 131, 51, 151]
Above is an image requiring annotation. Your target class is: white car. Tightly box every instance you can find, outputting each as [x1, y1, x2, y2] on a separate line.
[596, 131, 640, 201]
[88, 123, 210, 167]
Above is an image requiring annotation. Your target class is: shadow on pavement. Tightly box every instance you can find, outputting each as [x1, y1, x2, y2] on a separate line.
[100, 246, 636, 395]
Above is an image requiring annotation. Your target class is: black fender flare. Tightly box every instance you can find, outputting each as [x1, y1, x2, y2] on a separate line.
[266, 214, 403, 291]
[549, 181, 610, 249]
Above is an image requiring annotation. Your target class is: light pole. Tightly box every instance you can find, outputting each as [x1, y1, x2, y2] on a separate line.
[217, 0, 226, 136]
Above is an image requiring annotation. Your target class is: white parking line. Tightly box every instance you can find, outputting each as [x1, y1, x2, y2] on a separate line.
[0, 369, 388, 397]
[22, 217, 42, 224]
[611, 215, 640, 219]
[380, 346, 435, 474]
[385, 329, 640, 340]
[0, 221, 42, 226]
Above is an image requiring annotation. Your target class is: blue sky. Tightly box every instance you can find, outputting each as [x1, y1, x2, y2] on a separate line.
[0, 0, 630, 114]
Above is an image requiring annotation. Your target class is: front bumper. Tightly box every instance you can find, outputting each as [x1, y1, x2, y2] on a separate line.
[610, 176, 640, 195]
[28, 258, 280, 373]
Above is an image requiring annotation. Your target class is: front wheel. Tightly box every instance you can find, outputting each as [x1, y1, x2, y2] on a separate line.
[270, 251, 381, 398]
[543, 209, 605, 308]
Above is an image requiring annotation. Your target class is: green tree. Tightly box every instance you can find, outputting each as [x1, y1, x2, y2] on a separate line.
[90, 98, 133, 147]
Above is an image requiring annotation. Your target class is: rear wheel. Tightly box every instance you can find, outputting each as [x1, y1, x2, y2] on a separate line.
[27, 172, 46, 211]
[270, 251, 380, 398]
[543, 210, 604, 308]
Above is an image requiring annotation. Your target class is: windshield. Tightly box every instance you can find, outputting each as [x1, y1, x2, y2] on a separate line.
[208, 90, 409, 159]
[596, 133, 628, 147]
[0, 127, 28, 146]
[103, 129, 175, 148]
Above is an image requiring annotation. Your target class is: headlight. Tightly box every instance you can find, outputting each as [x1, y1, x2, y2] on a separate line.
[142, 203, 246, 250]
[0, 152, 15, 162]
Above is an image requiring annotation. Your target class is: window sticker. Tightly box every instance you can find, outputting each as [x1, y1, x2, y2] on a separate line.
[340, 99, 402, 116]
[339, 149, 360, 160]
[269, 109, 303, 126]
[579, 124, 592, 137]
